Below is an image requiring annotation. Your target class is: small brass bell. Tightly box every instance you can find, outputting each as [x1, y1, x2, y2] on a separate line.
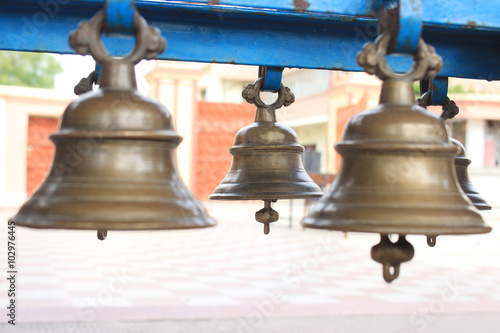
[210, 78, 323, 234]
[11, 10, 215, 238]
[302, 33, 491, 283]
[451, 138, 492, 211]
[416, 93, 492, 212]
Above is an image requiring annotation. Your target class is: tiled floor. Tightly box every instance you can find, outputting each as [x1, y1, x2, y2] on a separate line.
[1, 200, 500, 332]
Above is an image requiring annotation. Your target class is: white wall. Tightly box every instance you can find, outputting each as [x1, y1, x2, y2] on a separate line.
[293, 123, 328, 174]
[466, 119, 486, 168]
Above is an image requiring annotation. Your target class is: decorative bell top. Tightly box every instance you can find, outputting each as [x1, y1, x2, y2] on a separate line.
[338, 32, 456, 158]
[340, 104, 452, 145]
[62, 10, 181, 145]
[232, 77, 299, 149]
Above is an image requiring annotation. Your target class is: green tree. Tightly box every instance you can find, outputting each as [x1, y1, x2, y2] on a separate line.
[0, 51, 63, 89]
[413, 82, 420, 96]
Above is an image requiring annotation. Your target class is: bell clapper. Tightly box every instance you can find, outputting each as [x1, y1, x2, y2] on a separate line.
[263, 223, 270, 235]
[97, 230, 107, 241]
[371, 234, 415, 283]
[382, 263, 400, 283]
[427, 235, 437, 247]
[255, 199, 279, 235]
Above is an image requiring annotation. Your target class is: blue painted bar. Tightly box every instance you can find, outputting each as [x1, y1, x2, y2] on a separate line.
[0, 0, 499, 80]
[429, 76, 449, 106]
[260, 67, 284, 92]
[95, 63, 103, 84]
[105, 0, 135, 36]
[394, 0, 423, 54]
[179, 0, 500, 28]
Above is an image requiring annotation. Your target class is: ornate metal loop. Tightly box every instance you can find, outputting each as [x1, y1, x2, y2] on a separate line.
[441, 97, 459, 120]
[357, 32, 443, 82]
[69, 10, 166, 65]
[74, 70, 96, 95]
[416, 93, 459, 121]
[416, 91, 432, 108]
[242, 77, 295, 110]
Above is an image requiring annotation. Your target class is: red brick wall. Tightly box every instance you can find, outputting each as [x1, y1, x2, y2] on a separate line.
[336, 93, 369, 171]
[27, 116, 59, 195]
[193, 102, 255, 200]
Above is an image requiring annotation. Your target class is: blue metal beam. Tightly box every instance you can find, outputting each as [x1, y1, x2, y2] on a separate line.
[394, 0, 423, 54]
[105, 0, 135, 36]
[1, 0, 499, 80]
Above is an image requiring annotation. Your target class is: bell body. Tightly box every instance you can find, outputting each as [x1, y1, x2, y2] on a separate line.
[210, 108, 323, 200]
[451, 138, 492, 210]
[13, 70, 215, 230]
[302, 80, 491, 237]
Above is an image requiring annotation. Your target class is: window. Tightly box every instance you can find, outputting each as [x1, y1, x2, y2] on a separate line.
[302, 145, 321, 173]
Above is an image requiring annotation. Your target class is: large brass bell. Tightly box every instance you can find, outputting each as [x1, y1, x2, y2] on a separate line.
[302, 33, 491, 282]
[210, 78, 323, 234]
[11, 10, 215, 239]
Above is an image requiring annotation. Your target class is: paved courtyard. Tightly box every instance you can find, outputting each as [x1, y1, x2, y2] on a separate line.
[0, 199, 499, 332]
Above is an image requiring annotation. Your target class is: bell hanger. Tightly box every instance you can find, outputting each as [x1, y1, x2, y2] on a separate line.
[302, 32, 491, 282]
[11, 9, 215, 239]
[210, 75, 323, 234]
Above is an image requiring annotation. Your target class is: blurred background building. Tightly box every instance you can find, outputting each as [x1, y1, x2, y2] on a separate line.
[2, 57, 500, 207]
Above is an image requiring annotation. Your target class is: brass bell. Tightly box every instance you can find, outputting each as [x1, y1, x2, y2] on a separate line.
[302, 33, 491, 282]
[451, 138, 492, 210]
[11, 10, 215, 239]
[416, 93, 492, 212]
[210, 78, 323, 234]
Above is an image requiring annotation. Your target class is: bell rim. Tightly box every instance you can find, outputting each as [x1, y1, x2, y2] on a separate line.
[229, 144, 304, 154]
[300, 219, 492, 235]
[209, 193, 323, 200]
[474, 203, 493, 211]
[11, 216, 216, 230]
[455, 157, 472, 166]
[465, 193, 493, 210]
[335, 142, 459, 156]
[51, 130, 183, 144]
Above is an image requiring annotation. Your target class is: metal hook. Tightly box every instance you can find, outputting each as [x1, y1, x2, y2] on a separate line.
[97, 229, 107, 240]
[427, 236, 437, 247]
[383, 263, 400, 283]
[74, 70, 96, 95]
[417, 77, 459, 120]
[255, 199, 279, 235]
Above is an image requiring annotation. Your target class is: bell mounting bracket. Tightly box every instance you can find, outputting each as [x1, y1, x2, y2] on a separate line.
[105, 0, 136, 36]
[374, 0, 423, 55]
[69, 10, 166, 66]
[242, 77, 295, 111]
[258, 66, 284, 93]
[357, 32, 442, 82]
[417, 77, 459, 121]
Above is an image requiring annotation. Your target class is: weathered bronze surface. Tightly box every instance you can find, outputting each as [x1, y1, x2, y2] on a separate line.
[210, 78, 323, 233]
[302, 32, 491, 282]
[451, 138, 492, 210]
[12, 10, 215, 233]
